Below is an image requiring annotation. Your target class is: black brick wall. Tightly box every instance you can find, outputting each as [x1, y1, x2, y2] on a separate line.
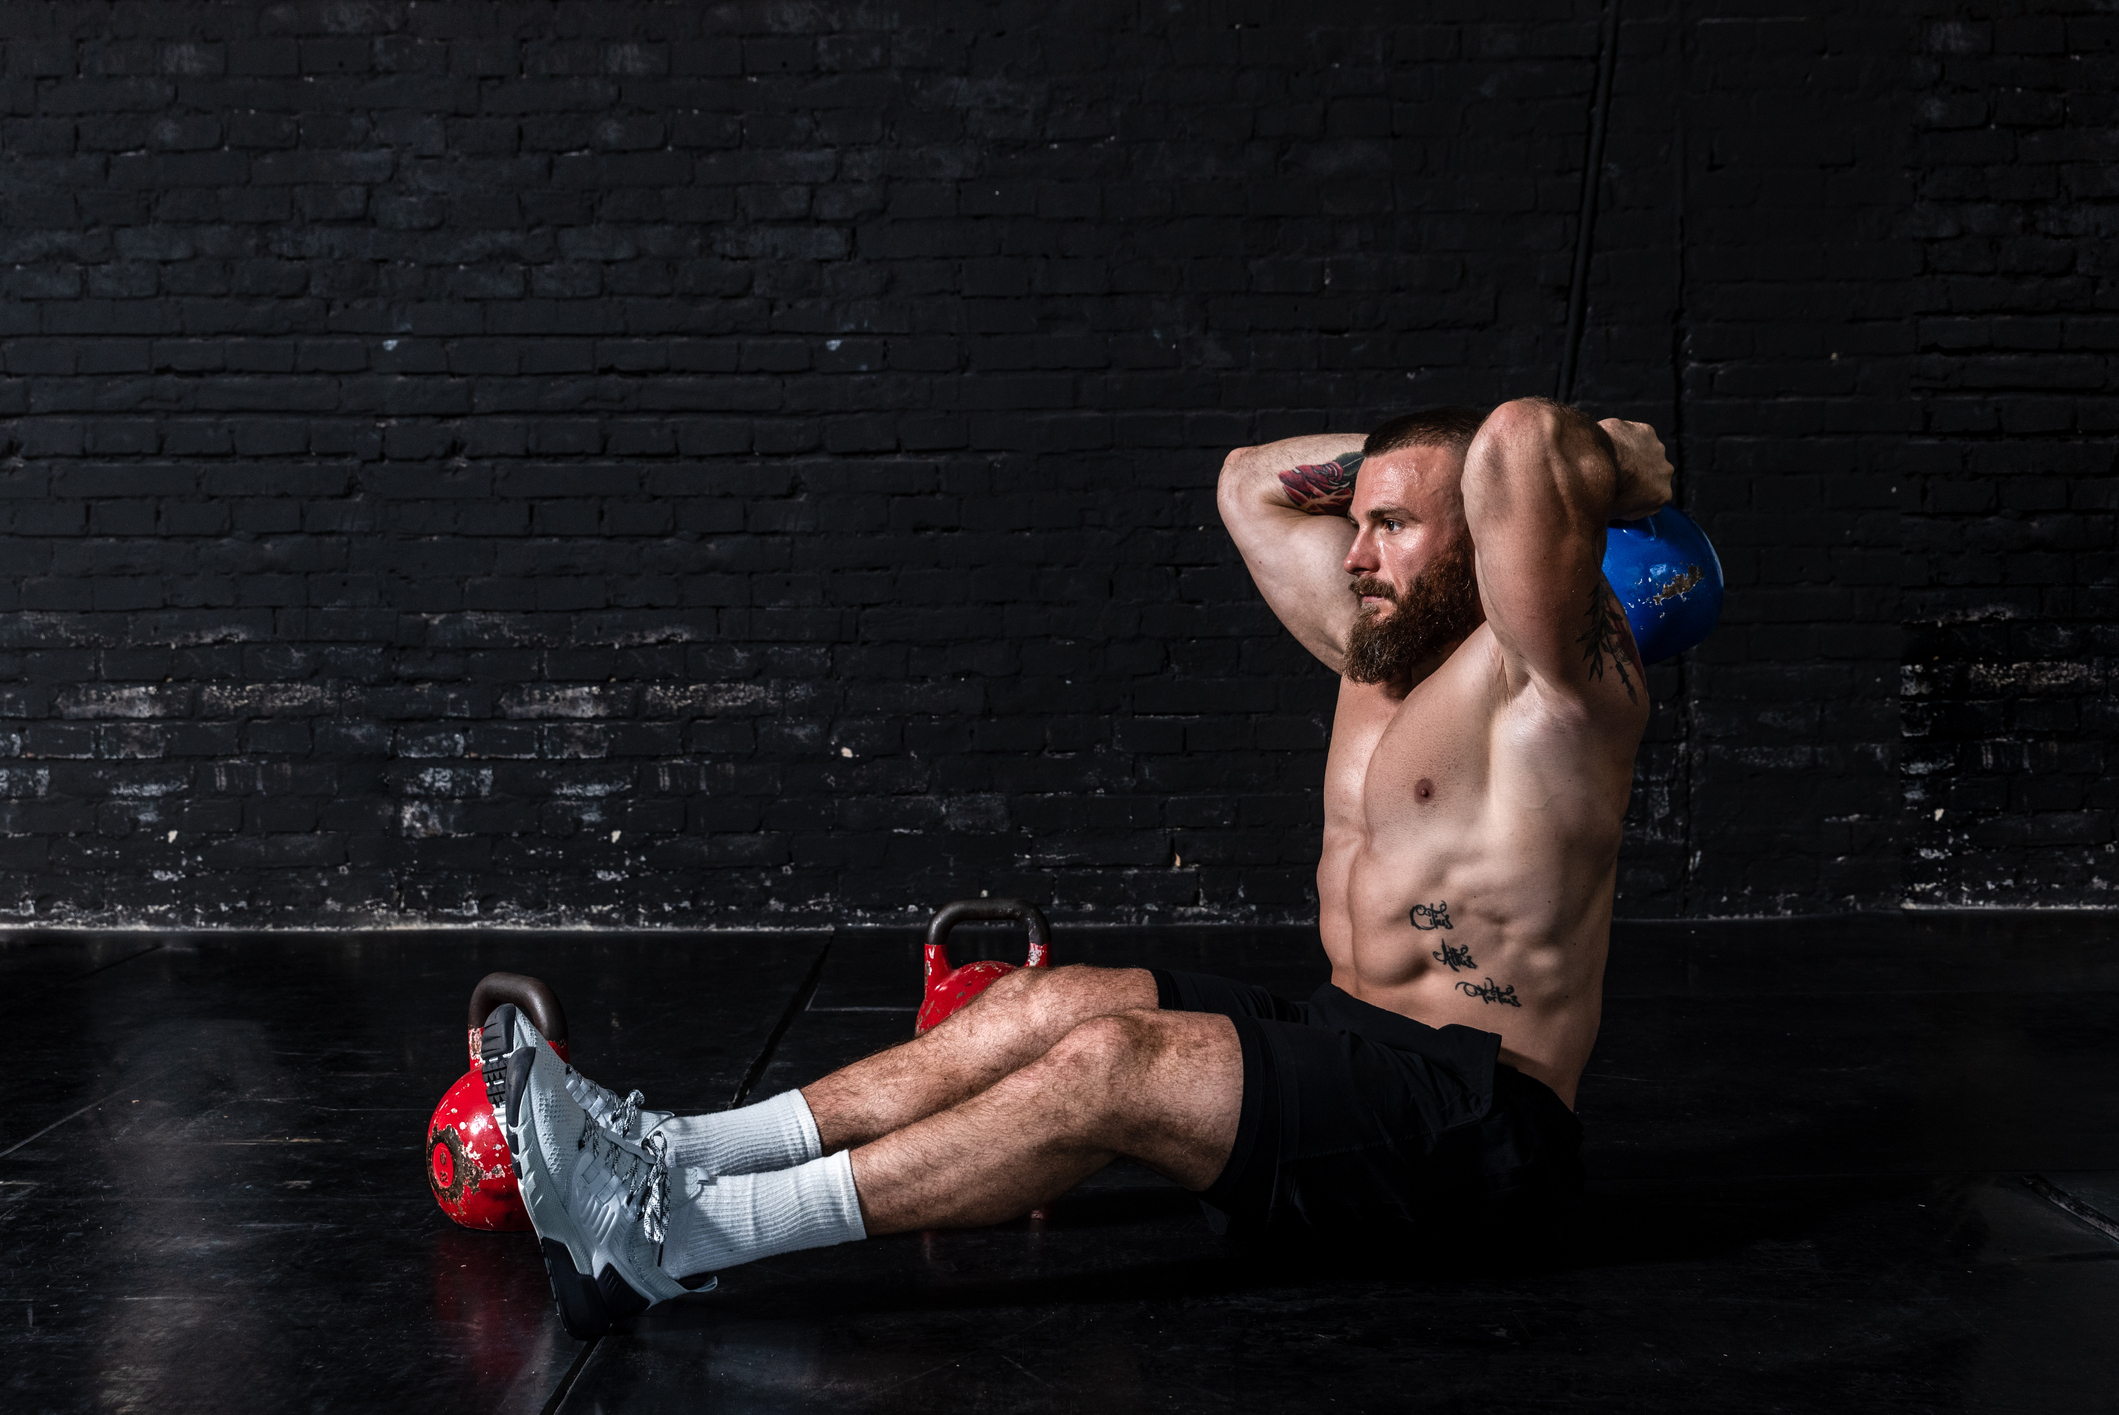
[0, 1, 2107, 928]
[1899, 10, 2118, 907]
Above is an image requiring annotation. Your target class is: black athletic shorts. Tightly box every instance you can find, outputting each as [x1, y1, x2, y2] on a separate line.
[1150, 968, 1585, 1238]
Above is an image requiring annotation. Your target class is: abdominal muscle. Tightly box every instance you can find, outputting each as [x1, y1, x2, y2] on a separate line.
[1314, 667, 1624, 1110]
[1330, 845, 1612, 1109]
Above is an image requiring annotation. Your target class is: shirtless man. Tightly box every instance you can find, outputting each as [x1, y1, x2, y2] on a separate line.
[485, 398, 1674, 1338]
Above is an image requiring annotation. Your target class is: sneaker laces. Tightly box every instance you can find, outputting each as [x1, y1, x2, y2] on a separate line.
[611, 1089, 653, 1139]
[576, 1122, 674, 1250]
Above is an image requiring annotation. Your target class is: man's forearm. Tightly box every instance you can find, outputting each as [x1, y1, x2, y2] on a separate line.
[1276, 449, 1365, 514]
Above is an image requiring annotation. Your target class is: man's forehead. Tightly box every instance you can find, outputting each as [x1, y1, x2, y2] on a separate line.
[1354, 443, 1462, 508]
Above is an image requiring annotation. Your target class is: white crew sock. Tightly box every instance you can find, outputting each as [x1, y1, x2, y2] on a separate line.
[654, 1088, 822, 1177]
[662, 1150, 868, 1279]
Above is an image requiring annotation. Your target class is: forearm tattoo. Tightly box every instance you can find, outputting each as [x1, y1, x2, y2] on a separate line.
[1576, 581, 1639, 704]
[1455, 977, 1522, 1007]
[1277, 451, 1363, 513]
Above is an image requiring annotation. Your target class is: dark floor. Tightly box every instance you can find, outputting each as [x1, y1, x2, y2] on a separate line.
[3, 913, 2116, 1413]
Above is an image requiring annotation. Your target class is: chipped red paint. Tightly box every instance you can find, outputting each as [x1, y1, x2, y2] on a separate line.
[425, 1068, 530, 1231]
[426, 1014, 571, 1231]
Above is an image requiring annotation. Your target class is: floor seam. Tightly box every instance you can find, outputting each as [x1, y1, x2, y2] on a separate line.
[729, 937, 833, 1109]
[0, 942, 164, 1015]
[0, 1076, 164, 1161]
[537, 1333, 601, 1415]
[2021, 1173, 2119, 1245]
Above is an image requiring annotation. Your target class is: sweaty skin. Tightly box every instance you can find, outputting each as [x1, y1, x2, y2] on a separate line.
[776, 401, 1670, 1235]
[1218, 404, 1671, 1107]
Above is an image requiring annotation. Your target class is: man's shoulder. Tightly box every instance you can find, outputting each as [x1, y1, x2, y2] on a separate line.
[1394, 626, 1645, 764]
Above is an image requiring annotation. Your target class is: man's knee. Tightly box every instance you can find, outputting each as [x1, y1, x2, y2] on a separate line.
[969, 960, 1070, 1022]
[971, 963, 1154, 1028]
[1037, 1011, 1161, 1103]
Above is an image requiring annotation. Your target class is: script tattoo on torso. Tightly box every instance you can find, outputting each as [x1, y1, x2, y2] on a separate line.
[1455, 976, 1522, 1007]
[1410, 900, 1453, 931]
[1413, 901, 1474, 969]
[1577, 581, 1639, 704]
[1431, 939, 1475, 972]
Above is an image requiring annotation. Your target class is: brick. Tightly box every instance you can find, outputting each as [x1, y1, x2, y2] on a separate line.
[0, 1, 2088, 924]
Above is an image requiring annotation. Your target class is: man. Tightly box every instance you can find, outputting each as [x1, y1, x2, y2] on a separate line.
[485, 398, 1673, 1338]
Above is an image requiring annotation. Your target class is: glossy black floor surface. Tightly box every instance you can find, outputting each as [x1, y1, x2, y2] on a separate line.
[3, 914, 2116, 1413]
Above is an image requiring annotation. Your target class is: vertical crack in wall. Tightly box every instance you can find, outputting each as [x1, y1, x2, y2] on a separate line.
[1671, 0, 1697, 915]
[1558, 0, 1625, 404]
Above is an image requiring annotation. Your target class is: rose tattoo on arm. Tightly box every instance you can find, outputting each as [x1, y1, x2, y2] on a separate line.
[1277, 451, 1363, 514]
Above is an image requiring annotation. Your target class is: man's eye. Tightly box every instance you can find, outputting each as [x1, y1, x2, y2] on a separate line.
[1383, 519, 1402, 531]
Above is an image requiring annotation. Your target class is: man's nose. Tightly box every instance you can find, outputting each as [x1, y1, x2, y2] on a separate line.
[1343, 526, 1379, 575]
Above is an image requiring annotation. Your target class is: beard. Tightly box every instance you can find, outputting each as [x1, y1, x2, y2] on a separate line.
[1343, 539, 1482, 685]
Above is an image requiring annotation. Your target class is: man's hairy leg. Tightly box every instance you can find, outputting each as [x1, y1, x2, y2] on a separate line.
[850, 1009, 1243, 1233]
[801, 964, 1160, 1151]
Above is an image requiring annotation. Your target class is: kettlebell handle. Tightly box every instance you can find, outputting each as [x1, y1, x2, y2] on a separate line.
[926, 898, 1051, 968]
[466, 971, 567, 1044]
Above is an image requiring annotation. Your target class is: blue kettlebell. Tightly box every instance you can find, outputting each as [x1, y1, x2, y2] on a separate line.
[1601, 506, 1723, 664]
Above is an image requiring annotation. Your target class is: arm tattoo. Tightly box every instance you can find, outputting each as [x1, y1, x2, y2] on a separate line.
[1576, 581, 1639, 704]
[1455, 977, 1522, 1007]
[1277, 452, 1363, 513]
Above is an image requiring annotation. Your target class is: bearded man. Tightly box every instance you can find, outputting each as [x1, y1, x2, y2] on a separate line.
[484, 398, 1675, 1337]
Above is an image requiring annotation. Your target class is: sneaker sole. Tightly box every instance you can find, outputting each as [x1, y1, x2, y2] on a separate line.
[482, 1003, 661, 1340]
[539, 1238, 651, 1340]
[480, 1005, 517, 1114]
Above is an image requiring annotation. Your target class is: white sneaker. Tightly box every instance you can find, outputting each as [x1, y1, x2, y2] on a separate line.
[567, 1073, 677, 1148]
[482, 1004, 712, 1338]
[477, 1006, 676, 1145]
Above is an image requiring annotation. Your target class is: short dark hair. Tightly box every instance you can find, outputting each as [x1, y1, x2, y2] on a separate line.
[1362, 406, 1488, 461]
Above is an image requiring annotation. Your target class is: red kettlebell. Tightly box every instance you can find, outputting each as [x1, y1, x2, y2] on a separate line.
[915, 898, 1052, 1034]
[426, 972, 569, 1231]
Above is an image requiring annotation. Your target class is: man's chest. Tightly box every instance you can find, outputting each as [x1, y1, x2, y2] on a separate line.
[1323, 663, 1496, 843]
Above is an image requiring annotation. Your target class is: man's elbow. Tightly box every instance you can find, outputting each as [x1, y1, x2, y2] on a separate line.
[1472, 397, 1565, 454]
[1466, 398, 1613, 489]
[1217, 445, 1260, 500]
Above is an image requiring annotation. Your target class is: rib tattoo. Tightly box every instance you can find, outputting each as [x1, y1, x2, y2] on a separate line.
[1455, 977, 1522, 1007]
[1577, 581, 1639, 704]
[1432, 939, 1476, 972]
[1277, 452, 1363, 513]
[1409, 900, 1453, 931]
